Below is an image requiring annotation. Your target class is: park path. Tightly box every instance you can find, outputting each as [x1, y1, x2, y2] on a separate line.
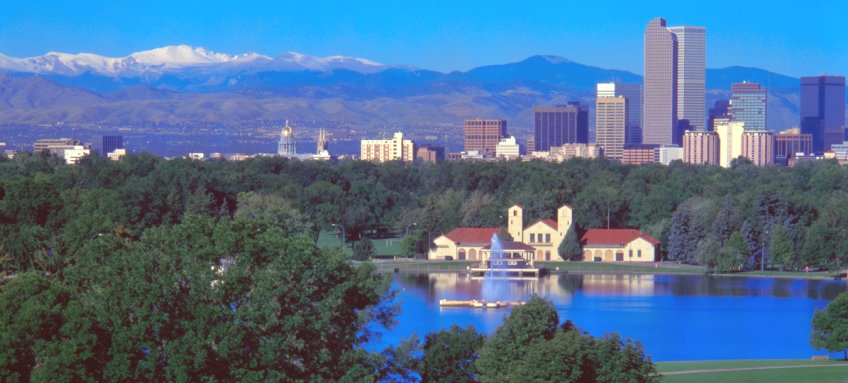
[663, 363, 848, 376]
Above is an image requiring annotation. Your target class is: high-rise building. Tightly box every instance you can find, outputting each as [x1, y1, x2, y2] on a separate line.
[101, 135, 123, 157]
[800, 75, 846, 152]
[277, 120, 296, 157]
[644, 18, 706, 145]
[667, 26, 706, 133]
[495, 136, 520, 159]
[709, 99, 730, 131]
[729, 82, 767, 131]
[464, 119, 507, 155]
[741, 131, 774, 166]
[597, 82, 643, 144]
[715, 120, 745, 168]
[683, 130, 719, 165]
[774, 128, 813, 164]
[361, 132, 415, 163]
[533, 103, 588, 152]
[595, 94, 627, 160]
[526, 135, 536, 153]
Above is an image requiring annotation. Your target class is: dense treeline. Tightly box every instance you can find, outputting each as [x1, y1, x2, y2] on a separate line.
[3, 152, 848, 273]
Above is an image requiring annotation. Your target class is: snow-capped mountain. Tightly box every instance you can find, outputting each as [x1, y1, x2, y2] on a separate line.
[0, 45, 404, 77]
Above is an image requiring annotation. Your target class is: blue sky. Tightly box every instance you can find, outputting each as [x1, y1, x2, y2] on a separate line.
[2, 0, 846, 77]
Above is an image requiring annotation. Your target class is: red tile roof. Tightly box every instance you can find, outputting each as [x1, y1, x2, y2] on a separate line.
[444, 228, 500, 245]
[540, 218, 558, 229]
[581, 229, 660, 247]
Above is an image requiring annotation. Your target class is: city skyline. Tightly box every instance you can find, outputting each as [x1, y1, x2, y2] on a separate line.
[1, 1, 847, 77]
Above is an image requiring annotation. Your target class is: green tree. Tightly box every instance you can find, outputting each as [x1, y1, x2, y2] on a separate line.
[718, 232, 748, 272]
[695, 237, 720, 272]
[0, 273, 108, 383]
[477, 296, 559, 382]
[63, 216, 394, 382]
[354, 238, 377, 261]
[420, 325, 485, 383]
[770, 225, 793, 271]
[558, 224, 583, 261]
[811, 292, 848, 360]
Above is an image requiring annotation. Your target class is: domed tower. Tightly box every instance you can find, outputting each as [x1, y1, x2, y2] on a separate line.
[277, 120, 296, 157]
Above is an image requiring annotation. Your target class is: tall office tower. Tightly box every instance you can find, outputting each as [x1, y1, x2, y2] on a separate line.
[277, 120, 296, 157]
[595, 94, 627, 160]
[715, 120, 746, 168]
[644, 18, 706, 145]
[683, 130, 719, 165]
[361, 132, 415, 163]
[708, 99, 730, 131]
[729, 82, 767, 131]
[741, 131, 774, 166]
[597, 82, 643, 144]
[464, 119, 507, 155]
[93, 135, 124, 157]
[667, 26, 706, 134]
[533, 103, 588, 152]
[800, 75, 846, 152]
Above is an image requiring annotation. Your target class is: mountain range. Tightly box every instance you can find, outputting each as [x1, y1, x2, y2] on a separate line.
[0, 45, 812, 135]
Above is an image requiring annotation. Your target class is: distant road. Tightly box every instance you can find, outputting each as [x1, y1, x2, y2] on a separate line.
[664, 364, 848, 376]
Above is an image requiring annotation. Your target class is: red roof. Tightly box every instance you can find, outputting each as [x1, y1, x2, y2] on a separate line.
[540, 218, 558, 229]
[443, 228, 500, 245]
[581, 229, 661, 247]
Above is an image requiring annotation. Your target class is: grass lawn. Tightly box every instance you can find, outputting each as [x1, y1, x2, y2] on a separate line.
[539, 261, 706, 274]
[370, 260, 476, 272]
[731, 270, 838, 280]
[657, 359, 848, 383]
[316, 230, 403, 257]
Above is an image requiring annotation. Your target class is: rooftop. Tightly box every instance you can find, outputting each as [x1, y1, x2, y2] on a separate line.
[582, 229, 660, 247]
[444, 228, 500, 245]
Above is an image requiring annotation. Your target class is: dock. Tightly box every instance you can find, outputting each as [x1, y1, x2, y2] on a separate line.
[439, 299, 525, 309]
[468, 267, 541, 277]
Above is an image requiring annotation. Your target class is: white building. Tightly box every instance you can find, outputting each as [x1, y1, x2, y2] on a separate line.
[715, 120, 746, 168]
[360, 132, 415, 162]
[495, 136, 520, 159]
[63, 146, 91, 165]
[107, 148, 127, 161]
[658, 145, 684, 165]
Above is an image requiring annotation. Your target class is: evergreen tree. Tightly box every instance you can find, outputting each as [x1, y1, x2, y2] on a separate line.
[667, 205, 690, 262]
[558, 225, 583, 261]
[420, 325, 485, 383]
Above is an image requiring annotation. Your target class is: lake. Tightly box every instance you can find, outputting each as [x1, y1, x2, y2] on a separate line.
[368, 272, 848, 361]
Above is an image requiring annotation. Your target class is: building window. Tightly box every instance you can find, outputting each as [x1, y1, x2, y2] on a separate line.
[530, 234, 536, 243]
[629, 250, 633, 258]
[637, 250, 642, 258]
[513, 210, 517, 216]
[545, 234, 551, 243]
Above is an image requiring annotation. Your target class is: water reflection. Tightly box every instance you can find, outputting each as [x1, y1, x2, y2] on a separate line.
[378, 272, 848, 361]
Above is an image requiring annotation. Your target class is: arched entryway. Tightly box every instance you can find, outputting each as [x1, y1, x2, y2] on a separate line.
[458, 249, 466, 260]
[469, 249, 477, 260]
[545, 250, 551, 261]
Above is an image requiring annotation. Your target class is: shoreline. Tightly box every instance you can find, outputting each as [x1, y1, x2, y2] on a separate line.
[368, 260, 843, 281]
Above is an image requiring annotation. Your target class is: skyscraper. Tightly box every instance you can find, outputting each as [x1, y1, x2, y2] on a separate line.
[95, 135, 124, 157]
[464, 119, 507, 155]
[729, 82, 767, 131]
[800, 75, 846, 152]
[533, 103, 588, 152]
[361, 132, 415, 162]
[683, 130, 719, 165]
[597, 82, 643, 144]
[595, 93, 627, 160]
[667, 26, 706, 133]
[644, 18, 705, 145]
[741, 130, 774, 166]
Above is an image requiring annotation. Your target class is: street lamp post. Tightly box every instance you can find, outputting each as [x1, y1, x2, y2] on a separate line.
[89, 233, 103, 247]
[405, 222, 418, 236]
[331, 224, 346, 248]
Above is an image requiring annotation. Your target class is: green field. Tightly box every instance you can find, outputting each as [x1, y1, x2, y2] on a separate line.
[657, 359, 848, 383]
[316, 230, 404, 257]
[539, 261, 706, 274]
